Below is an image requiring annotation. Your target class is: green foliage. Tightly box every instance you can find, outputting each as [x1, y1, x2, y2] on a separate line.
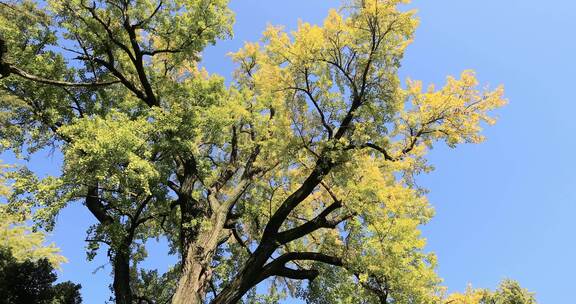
[486, 280, 537, 304]
[131, 267, 180, 304]
[0, 190, 66, 266]
[0, 247, 82, 304]
[243, 282, 286, 304]
[0, 0, 517, 303]
[446, 280, 537, 304]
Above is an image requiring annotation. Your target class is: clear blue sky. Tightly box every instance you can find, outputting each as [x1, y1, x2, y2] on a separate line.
[4, 0, 575, 302]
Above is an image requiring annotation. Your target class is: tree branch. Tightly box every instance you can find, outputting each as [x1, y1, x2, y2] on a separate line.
[85, 185, 114, 225]
[131, 1, 163, 29]
[260, 251, 343, 281]
[231, 226, 252, 255]
[6, 65, 119, 87]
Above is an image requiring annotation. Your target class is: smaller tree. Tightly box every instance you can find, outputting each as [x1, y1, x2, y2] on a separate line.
[0, 248, 82, 304]
[446, 280, 537, 304]
[1, 163, 81, 303]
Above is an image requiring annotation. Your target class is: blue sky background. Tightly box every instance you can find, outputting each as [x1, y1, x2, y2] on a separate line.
[3, 0, 575, 302]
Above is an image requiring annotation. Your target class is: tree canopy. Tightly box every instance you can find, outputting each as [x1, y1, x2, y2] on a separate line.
[0, 0, 531, 303]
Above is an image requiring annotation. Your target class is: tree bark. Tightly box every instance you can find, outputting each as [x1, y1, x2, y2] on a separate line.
[172, 209, 228, 304]
[113, 246, 133, 304]
[171, 259, 209, 304]
[209, 245, 273, 304]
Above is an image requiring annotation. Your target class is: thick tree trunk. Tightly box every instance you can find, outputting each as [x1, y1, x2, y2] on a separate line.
[172, 210, 228, 304]
[174, 246, 269, 304]
[85, 186, 134, 304]
[171, 258, 210, 304]
[113, 249, 133, 304]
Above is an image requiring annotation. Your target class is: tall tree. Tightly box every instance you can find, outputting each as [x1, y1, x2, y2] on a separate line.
[0, 0, 510, 303]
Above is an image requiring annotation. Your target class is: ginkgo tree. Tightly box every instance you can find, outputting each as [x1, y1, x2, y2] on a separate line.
[0, 0, 522, 303]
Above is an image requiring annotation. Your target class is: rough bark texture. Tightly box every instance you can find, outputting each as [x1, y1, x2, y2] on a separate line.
[171, 260, 208, 304]
[172, 208, 228, 304]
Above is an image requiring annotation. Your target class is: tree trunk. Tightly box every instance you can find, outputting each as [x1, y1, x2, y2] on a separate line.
[174, 246, 268, 304]
[171, 216, 279, 304]
[172, 210, 228, 304]
[113, 248, 132, 304]
[171, 257, 211, 304]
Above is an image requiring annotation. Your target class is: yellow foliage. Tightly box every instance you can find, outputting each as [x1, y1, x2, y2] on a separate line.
[0, 207, 66, 267]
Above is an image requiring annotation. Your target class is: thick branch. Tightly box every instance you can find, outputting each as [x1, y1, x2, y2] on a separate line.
[276, 201, 342, 245]
[85, 185, 113, 225]
[261, 74, 365, 241]
[80, 55, 149, 102]
[260, 157, 331, 242]
[270, 267, 318, 281]
[124, 17, 158, 106]
[345, 142, 394, 161]
[260, 252, 342, 281]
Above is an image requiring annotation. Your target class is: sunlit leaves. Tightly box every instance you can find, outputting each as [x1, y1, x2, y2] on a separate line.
[0, 198, 66, 267]
[60, 111, 158, 195]
[228, 0, 506, 302]
[397, 71, 507, 149]
[446, 280, 537, 304]
[1, 0, 510, 302]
